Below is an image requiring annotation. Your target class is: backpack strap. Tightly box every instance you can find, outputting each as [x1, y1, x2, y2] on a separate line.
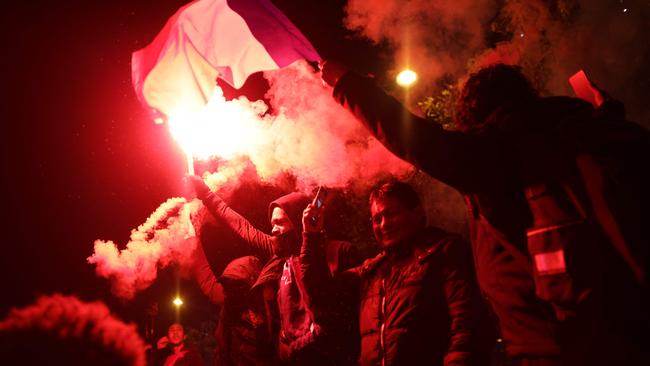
[575, 154, 645, 284]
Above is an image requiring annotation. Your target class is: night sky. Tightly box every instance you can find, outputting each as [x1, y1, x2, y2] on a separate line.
[1, 0, 648, 341]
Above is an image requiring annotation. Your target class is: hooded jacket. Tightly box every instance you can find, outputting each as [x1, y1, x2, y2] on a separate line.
[199, 191, 360, 365]
[214, 256, 272, 366]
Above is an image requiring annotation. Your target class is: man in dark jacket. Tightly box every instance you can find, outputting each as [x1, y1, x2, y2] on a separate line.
[320, 62, 649, 365]
[188, 176, 360, 365]
[301, 181, 487, 366]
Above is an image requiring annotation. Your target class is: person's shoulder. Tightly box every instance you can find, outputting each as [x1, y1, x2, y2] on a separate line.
[182, 344, 204, 362]
[417, 227, 469, 263]
[357, 251, 388, 277]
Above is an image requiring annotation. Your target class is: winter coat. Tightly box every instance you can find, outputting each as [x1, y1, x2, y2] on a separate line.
[301, 227, 484, 366]
[329, 71, 649, 363]
[200, 191, 360, 365]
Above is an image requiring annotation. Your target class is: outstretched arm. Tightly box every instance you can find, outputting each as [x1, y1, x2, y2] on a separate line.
[300, 203, 360, 314]
[325, 64, 508, 193]
[191, 238, 224, 305]
[189, 176, 275, 259]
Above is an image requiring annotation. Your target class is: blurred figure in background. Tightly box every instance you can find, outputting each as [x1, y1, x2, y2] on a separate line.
[154, 322, 204, 366]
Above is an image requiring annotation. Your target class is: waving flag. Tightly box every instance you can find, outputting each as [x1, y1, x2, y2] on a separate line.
[132, 0, 321, 117]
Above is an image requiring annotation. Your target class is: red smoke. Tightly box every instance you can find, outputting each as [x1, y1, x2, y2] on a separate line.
[88, 198, 200, 299]
[90, 62, 417, 300]
[343, 0, 650, 124]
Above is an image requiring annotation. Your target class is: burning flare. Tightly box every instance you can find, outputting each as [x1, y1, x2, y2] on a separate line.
[91, 62, 412, 300]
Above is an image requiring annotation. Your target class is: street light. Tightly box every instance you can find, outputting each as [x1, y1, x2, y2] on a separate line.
[396, 69, 417, 88]
[173, 297, 183, 307]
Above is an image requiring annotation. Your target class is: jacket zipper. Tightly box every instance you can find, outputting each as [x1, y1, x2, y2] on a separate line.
[380, 278, 386, 366]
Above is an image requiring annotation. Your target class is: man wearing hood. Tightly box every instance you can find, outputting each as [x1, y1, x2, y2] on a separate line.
[188, 176, 360, 366]
[212, 255, 273, 366]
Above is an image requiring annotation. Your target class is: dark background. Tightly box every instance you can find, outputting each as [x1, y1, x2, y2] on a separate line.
[1, 0, 648, 347]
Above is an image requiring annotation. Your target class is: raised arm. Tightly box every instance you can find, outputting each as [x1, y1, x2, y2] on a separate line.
[191, 237, 224, 305]
[326, 67, 508, 193]
[300, 204, 361, 313]
[189, 176, 275, 259]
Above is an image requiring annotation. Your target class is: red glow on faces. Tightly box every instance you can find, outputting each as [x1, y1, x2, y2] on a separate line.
[370, 197, 423, 249]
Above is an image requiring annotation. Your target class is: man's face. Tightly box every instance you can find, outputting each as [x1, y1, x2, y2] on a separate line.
[271, 207, 294, 236]
[370, 197, 423, 249]
[167, 324, 185, 346]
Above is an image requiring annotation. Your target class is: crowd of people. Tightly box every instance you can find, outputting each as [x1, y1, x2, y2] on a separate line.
[188, 62, 649, 366]
[1, 62, 647, 365]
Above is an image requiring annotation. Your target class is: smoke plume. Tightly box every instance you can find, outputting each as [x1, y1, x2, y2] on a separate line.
[259, 61, 411, 190]
[344, 0, 650, 123]
[91, 61, 414, 299]
[88, 198, 199, 299]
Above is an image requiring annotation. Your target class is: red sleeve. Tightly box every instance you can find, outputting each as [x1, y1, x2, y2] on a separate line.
[201, 192, 275, 259]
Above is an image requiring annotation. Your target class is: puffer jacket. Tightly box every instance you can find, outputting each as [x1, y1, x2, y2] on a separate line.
[302, 227, 484, 366]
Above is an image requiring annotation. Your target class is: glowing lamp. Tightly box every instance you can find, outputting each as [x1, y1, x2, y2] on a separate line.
[173, 297, 183, 307]
[396, 69, 417, 87]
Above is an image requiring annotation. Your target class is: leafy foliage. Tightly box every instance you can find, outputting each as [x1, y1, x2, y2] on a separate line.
[417, 83, 457, 130]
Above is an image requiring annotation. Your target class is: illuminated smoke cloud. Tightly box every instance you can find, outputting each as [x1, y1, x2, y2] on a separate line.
[88, 160, 252, 300]
[88, 198, 200, 299]
[185, 61, 412, 191]
[0, 294, 146, 366]
[259, 61, 411, 190]
[344, 0, 496, 93]
[343, 0, 650, 123]
[90, 63, 412, 299]
[170, 61, 412, 191]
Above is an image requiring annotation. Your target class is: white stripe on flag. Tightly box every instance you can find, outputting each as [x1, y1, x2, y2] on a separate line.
[132, 0, 319, 117]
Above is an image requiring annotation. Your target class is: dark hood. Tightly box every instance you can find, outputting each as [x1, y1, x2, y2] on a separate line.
[218, 256, 262, 289]
[268, 192, 311, 235]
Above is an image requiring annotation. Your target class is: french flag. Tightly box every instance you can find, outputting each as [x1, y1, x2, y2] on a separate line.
[132, 0, 321, 117]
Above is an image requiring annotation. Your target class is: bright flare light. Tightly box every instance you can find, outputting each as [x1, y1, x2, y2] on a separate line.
[173, 297, 183, 307]
[396, 69, 418, 87]
[168, 87, 267, 168]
